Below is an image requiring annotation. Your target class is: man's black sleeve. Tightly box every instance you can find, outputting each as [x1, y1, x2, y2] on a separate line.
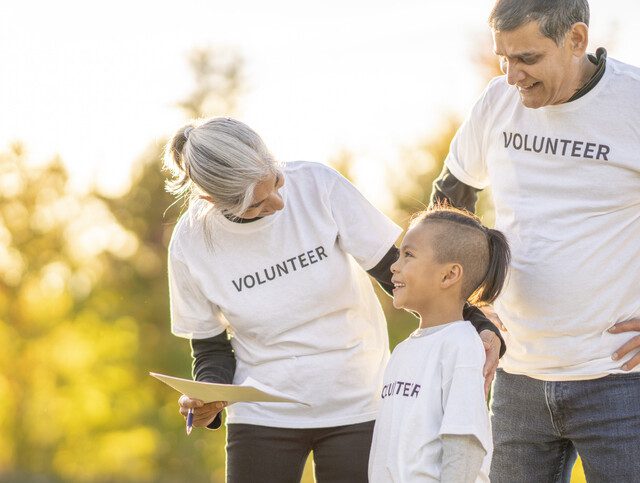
[463, 303, 506, 358]
[367, 246, 505, 357]
[190, 330, 236, 430]
[429, 164, 481, 213]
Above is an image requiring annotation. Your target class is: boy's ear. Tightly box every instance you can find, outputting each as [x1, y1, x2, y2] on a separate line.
[441, 263, 462, 289]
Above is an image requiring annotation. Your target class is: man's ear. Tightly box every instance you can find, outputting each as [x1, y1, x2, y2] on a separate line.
[441, 263, 463, 289]
[199, 194, 215, 203]
[568, 22, 589, 56]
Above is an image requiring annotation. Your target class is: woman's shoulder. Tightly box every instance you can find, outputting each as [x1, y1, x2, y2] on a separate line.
[285, 160, 340, 179]
[168, 203, 208, 255]
[284, 161, 346, 198]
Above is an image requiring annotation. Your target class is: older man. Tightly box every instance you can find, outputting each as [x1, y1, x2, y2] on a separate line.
[430, 0, 640, 481]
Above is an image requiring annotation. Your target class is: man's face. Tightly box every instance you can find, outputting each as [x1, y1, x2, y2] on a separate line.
[493, 21, 579, 108]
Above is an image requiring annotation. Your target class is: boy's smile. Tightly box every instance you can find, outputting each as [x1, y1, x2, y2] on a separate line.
[390, 225, 445, 316]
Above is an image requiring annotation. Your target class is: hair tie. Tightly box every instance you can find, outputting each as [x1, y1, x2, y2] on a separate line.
[184, 126, 194, 140]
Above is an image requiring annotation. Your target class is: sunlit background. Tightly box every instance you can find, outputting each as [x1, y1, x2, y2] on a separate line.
[2, 0, 638, 481]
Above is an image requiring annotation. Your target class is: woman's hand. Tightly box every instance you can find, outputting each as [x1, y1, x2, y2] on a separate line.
[178, 395, 228, 428]
[479, 329, 501, 397]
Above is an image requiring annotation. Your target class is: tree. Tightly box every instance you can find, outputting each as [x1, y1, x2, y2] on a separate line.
[176, 47, 246, 119]
[97, 45, 247, 482]
[0, 45, 246, 483]
[0, 143, 167, 481]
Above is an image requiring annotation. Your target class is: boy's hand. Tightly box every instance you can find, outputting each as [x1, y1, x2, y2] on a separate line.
[479, 330, 501, 397]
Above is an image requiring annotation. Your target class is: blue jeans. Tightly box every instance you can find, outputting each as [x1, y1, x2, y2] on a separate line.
[490, 369, 640, 483]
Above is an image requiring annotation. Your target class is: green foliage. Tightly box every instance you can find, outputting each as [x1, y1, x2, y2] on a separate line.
[176, 47, 246, 120]
[0, 45, 242, 481]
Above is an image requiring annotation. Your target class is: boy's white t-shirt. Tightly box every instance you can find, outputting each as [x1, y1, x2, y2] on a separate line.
[445, 58, 640, 380]
[168, 161, 402, 428]
[369, 321, 492, 483]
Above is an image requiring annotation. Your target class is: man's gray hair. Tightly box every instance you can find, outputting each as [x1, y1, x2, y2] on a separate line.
[489, 0, 590, 45]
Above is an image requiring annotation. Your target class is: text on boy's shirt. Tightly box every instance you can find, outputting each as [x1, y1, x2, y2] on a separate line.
[381, 380, 421, 399]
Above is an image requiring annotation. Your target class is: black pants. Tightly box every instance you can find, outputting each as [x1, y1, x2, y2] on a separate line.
[226, 420, 375, 483]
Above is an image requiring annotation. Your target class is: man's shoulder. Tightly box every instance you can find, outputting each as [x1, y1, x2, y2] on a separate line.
[598, 58, 640, 113]
[470, 76, 518, 119]
[483, 75, 514, 100]
[608, 57, 640, 83]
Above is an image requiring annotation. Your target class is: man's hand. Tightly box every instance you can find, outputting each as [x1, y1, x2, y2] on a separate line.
[179, 395, 227, 428]
[609, 318, 640, 370]
[480, 305, 507, 332]
[479, 329, 501, 397]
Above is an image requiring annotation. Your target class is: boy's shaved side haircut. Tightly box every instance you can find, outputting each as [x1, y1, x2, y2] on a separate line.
[411, 205, 511, 305]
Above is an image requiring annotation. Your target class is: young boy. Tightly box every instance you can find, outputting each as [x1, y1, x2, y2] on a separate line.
[369, 206, 510, 482]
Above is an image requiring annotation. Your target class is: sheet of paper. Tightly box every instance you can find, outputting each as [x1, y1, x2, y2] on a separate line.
[150, 372, 309, 406]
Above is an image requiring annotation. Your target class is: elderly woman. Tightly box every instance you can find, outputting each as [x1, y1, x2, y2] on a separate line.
[164, 117, 503, 483]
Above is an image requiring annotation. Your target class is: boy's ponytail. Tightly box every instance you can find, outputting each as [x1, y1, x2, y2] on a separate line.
[469, 228, 511, 305]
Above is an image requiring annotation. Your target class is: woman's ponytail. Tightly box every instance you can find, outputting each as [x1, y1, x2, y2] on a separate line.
[163, 124, 194, 198]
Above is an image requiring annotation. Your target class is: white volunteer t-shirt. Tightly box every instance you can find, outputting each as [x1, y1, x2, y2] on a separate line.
[168, 161, 402, 428]
[369, 321, 492, 483]
[446, 58, 640, 380]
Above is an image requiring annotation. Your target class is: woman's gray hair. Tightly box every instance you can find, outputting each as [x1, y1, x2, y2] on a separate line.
[489, 0, 590, 45]
[163, 117, 280, 218]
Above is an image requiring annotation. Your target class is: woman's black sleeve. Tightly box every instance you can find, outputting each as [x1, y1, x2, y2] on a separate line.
[366, 246, 399, 296]
[190, 330, 236, 429]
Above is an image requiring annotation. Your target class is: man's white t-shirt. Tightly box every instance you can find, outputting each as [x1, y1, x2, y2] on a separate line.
[168, 161, 402, 428]
[445, 58, 640, 380]
[369, 321, 492, 482]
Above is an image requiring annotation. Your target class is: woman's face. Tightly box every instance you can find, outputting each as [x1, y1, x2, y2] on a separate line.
[238, 171, 285, 219]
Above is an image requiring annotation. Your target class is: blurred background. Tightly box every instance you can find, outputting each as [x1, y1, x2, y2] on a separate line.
[2, 0, 638, 481]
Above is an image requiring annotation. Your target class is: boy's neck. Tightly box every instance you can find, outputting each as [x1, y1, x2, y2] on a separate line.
[417, 302, 464, 329]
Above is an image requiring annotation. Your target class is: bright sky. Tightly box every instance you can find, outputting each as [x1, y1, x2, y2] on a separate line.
[2, 0, 639, 205]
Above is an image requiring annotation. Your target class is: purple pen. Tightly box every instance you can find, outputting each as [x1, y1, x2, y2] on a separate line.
[186, 408, 194, 435]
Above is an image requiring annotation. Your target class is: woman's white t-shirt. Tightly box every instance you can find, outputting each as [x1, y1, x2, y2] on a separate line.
[168, 161, 402, 428]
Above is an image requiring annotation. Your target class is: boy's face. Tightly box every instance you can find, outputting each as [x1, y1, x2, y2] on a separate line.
[390, 224, 447, 315]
